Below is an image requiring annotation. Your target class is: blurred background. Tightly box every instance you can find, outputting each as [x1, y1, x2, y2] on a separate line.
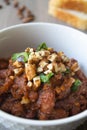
[0, 0, 87, 130]
[0, 0, 59, 29]
[0, 0, 87, 33]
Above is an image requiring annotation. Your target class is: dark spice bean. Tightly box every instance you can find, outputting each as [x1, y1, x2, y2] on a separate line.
[17, 9, 24, 19]
[22, 16, 34, 23]
[26, 9, 32, 17]
[19, 5, 26, 12]
[13, 0, 19, 8]
[4, 0, 10, 5]
[0, 5, 3, 9]
[17, 5, 26, 19]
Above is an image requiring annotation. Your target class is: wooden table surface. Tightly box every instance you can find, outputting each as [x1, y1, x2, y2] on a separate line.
[0, 0, 87, 130]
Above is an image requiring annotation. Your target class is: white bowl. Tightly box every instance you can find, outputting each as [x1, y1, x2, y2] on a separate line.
[0, 23, 87, 130]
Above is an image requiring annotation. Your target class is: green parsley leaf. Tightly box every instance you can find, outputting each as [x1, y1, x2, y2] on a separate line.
[65, 68, 70, 74]
[37, 43, 48, 51]
[71, 79, 82, 92]
[40, 72, 54, 83]
[11, 52, 29, 62]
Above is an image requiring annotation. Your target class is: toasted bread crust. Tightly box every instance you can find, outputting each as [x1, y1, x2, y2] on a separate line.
[49, 0, 87, 13]
[48, 6, 87, 30]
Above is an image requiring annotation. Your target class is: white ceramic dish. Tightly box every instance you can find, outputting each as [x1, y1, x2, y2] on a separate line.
[0, 23, 87, 130]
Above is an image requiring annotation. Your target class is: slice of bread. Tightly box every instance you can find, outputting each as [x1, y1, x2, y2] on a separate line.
[49, 0, 87, 13]
[48, 6, 87, 30]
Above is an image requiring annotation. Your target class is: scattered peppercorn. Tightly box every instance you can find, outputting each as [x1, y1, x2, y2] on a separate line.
[17, 5, 35, 22]
[22, 16, 34, 23]
[17, 5, 27, 20]
[13, 0, 19, 8]
[17, 9, 24, 19]
[19, 5, 26, 12]
[4, 0, 10, 5]
[0, 5, 3, 9]
[2, 0, 35, 23]
[26, 8, 32, 17]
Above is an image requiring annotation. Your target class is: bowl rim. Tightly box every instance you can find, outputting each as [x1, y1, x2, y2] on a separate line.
[0, 22, 87, 36]
[0, 110, 87, 126]
[0, 22, 87, 126]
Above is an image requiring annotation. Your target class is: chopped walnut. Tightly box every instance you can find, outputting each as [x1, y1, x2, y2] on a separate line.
[39, 60, 48, 69]
[25, 47, 30, 53]
[21, 96, 30, 104]
[37, 67, 43, 73]
[53, 62, 66, 73]
[13, 61, 22, 68]
[34, 52, 42, 59]
[47, 48, 53, 52]
[55, 77, 75, 94]
[25, 63, 36, 80]
[53, 62, 58, 73]
[9, 76, 15, 80]
[28, 52, 42, 63]
[30, 48, 34, 53]
[27, 81, 33, 87]
[44, 70, 52, 75]
[25, 47, 34, 53]
[71, 62, 80, 72]
[13, 68, 24, 75]
[58, 51, 69, 62]
[48, 53, 58, 62]
[47, 63, 53, 70]
[33, 76, 41, 88]
[39, 50, 50, 57]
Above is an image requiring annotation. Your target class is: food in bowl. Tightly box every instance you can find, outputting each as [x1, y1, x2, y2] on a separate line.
[0, 43, 87, 120]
